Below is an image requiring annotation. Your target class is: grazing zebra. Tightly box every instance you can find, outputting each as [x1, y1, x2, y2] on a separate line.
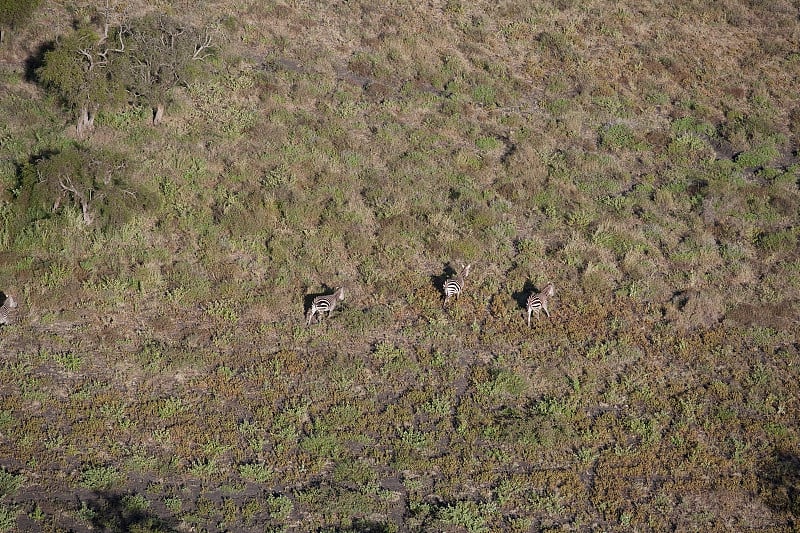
[442, 264, 472, 309]
[306, 287, 345, 325]
[0, 295, 17, 326]
[526, 283, 555, 326]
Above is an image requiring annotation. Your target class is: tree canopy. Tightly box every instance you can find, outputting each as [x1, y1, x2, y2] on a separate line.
[124, 13, 215, 124]
[16, 145, 154, 228]
[36, 26, 128, 138]
[36, 13, 216, 132]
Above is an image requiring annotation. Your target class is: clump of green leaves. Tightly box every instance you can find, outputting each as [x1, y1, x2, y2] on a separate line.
[0, 468, 23, 498]
[600, 123, 637, 150]
[0, 504, 17, 533]
[80, 465, 121, 491]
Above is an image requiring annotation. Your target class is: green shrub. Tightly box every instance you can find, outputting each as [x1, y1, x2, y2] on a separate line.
[239, 462, 274, 483]
[735, 144, 780, 169]
[0, 468, 22, 498]
[437, 500, 497, 533]
[756, 228, 797, 253]
[472, 84, 496, 106]
[600, 123, 637, 150]
[80, 465, 121, 491]
[0, 504, 17, 533]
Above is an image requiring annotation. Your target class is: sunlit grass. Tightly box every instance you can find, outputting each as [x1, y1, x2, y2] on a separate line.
[0, 0, 798, 530]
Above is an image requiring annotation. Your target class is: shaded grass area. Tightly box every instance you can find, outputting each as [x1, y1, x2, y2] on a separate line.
[0, 0, 799, 531]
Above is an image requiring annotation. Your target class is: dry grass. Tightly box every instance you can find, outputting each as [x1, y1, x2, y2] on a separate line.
[0, 0, 798, 531]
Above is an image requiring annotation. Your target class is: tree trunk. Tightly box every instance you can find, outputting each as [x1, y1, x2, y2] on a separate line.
[76, 104, 98, 139]
[153, 103, 165, 125]
[79, 200, 94, 225]
[87, 104, 97, 130]
[76, 105, 90, 139]
[53, 191, 66, 212]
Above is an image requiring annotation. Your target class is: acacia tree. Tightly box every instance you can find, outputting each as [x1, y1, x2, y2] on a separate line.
[124, 13, 215, 125]
[0, 0, 41, 44]
[17, 145, 152, 228]
[36, 25, 128, 139]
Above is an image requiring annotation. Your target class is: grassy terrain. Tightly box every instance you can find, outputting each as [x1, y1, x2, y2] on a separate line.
[0, 0, 798, 531]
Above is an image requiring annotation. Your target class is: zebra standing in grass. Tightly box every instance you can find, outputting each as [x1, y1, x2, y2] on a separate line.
[442, 264, 471, 309]
[526, 283, 555, 326]
[306, 287, 345, 325]
[0, 295, 17, 326]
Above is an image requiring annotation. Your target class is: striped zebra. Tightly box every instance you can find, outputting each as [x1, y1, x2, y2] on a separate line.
[306, 287, 345, 326]
[0, 295, 17, 326]
[442, 263, 471, 309]
[526, 283, 555, 326]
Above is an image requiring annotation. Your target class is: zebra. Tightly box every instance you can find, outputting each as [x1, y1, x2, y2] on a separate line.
[526, 283, 555, 326]
[0, 295, 17, 326]
[442, 263, 472, 309]
[306, 287, 345, 325]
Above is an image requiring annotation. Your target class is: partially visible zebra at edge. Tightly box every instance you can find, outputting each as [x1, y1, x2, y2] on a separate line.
[526, 283, 555, 326]
[442, 263, 472, 309]
[0, 294, 18, 326]
[306, 287, 345, 326]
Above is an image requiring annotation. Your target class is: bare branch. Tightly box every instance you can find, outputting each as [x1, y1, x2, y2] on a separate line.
[77, 47, 96, 70]
[110, 26, 125, 53]
[97, 31, 125, 64]
[58, 177, 83, 200]
[192, 29, 214, 60]
[102, 0, 111, 40]
[59, 177, 97, 224]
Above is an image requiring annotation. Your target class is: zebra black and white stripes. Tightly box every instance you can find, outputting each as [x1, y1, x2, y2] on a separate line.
[306, 287, 345, 325]
[0, 295, 18, 326]
[442, 264, 471, 309]
[526, 283, 555, 326]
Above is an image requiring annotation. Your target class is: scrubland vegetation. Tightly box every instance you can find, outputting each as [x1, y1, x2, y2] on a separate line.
[0, 0, 798, 531]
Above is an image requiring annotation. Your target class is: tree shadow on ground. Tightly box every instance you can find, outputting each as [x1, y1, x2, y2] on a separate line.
[84, 491, 179, 533]
[758, 450, 800, 519]
[24, 40, 55, 83]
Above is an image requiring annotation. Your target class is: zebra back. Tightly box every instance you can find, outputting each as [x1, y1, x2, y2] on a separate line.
[0, 296, 17, 325]
[314, 287, 344, 311]
[307, 287, 345, 325]
[443, 278, 463, 296]
[526, 283, 555, 325]
[442, 264, 471, 307]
